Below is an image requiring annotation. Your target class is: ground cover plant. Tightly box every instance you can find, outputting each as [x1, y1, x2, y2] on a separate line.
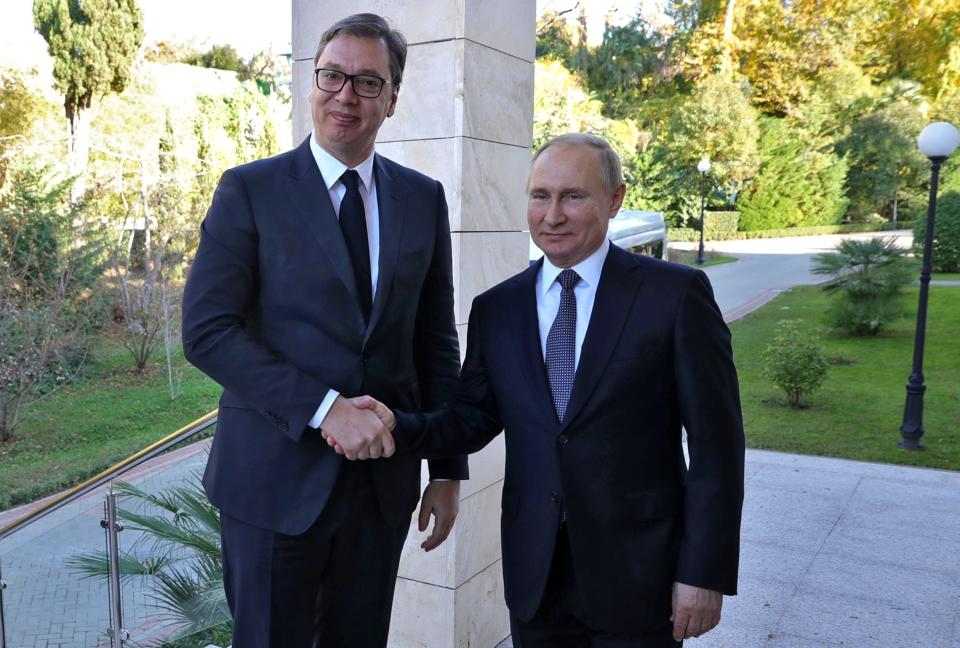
[0, 329, 220, 510]
[731, 284, 960, 470]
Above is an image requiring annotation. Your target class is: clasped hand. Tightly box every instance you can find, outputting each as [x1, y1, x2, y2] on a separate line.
[320, 395, 396, 460]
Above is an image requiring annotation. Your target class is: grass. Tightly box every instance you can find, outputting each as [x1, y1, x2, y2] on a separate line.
[933, 272, 960, 281]
[668, 248, 738, 268]
[730, 284, 960, 471]
[0, 329, 221, 510]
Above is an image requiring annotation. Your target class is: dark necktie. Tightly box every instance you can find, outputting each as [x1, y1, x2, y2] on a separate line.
[338, 170, 372, 321]
[545, 268, 580, 422]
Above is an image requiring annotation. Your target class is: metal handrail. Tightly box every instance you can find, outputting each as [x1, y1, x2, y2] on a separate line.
[0, 409, 218, 542]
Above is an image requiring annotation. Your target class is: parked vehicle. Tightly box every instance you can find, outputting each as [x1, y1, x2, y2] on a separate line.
[529, 210, 667, 264]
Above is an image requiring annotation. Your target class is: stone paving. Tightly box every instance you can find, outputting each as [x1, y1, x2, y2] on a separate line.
[0, 441, 212, 647]
[496, 448, 960, 648]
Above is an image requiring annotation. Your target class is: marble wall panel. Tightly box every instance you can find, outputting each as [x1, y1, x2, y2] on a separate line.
[459, 434, 505, 500]
[464, 0, 536, 62]
[462, 40, 534, 148]
[453, 231, 530, 323]
[454, 561, 510, 648]
[454, 480, 504, 586]
[292, 0, 465, 61]
[460, 138, 530, 232]
[389, 576, 455, 647]
[375, 138, 463, 231]
[378, 40, 461, 143]
[292, 58, 316, 143]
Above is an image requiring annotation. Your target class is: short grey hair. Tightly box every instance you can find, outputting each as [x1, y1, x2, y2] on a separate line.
[531, 133, 624, 196]
[314, 13, 407, 85]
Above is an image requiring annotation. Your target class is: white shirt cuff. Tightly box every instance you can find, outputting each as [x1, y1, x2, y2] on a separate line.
[309, 389, 341, 429]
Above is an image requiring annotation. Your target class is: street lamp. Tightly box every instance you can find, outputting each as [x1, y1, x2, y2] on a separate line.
[696, 158, 711, 265]
[899, 121, 960, 450]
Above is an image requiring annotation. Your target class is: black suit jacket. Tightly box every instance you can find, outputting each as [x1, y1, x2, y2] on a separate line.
[395, 245, 744, 634]
[183, 137, 467, 535]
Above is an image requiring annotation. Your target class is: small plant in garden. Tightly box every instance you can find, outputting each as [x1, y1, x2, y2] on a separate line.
[762, 319, 828, 408]
[812, 237, 915, 335]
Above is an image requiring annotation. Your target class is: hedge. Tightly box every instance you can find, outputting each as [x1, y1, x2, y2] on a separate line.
[668, 220, 915, 243]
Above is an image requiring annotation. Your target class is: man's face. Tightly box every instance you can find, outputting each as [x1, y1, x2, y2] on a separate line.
[310, 34, 398, 166]
[527, 144, 625, 268]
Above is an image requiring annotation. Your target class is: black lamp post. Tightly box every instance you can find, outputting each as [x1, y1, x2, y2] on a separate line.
[696, 158, 711, 265]
[899, 121, 959, 450]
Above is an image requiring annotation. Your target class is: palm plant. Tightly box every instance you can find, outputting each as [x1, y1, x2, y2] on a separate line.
[812, 236, 916, 335]
[67, 475, 231, 645]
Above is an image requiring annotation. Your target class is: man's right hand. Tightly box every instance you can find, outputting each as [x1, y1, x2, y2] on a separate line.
[320, 395, 395, 460]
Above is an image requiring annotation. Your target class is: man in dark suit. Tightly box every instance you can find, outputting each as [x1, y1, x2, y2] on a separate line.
[335, 133, 745, 646]
[182, 13, 466, 648]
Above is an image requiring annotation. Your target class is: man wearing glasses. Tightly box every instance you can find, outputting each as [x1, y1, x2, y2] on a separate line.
[182, 13, 466, 647]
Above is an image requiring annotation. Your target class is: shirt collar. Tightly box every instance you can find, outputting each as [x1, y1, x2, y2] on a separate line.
[309, 132, 376, 192]
[539, 237, 610, 298]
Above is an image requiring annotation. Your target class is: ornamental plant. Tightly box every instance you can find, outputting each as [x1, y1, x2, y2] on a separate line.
[762, 320, 828, 408]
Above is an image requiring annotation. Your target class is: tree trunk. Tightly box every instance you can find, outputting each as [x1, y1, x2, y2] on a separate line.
[65, 103, 92, 199]
[720, 0, 737, 77]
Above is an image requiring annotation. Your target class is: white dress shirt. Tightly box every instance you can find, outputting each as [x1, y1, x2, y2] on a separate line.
[308, 135, 380, 429]
[536, 238, 610, 369]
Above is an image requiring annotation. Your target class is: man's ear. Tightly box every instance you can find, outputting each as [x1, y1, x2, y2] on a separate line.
[386, 86, 400, 117]
[609, 183, 627, 217]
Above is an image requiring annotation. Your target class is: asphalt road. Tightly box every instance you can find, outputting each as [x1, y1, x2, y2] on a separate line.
[672, 231, 914, 321]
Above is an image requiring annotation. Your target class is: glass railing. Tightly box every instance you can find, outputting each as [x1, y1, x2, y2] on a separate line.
[0, 410, 222, 648]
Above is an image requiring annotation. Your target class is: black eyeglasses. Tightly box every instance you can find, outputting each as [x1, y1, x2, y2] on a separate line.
[314, 68, 393, 98]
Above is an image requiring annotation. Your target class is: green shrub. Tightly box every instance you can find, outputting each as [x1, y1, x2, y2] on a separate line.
[812, 237, 915, 335]
[913, 190, 960, 272]
[667, 221, 914, 243]
[762, 320, 829, 408]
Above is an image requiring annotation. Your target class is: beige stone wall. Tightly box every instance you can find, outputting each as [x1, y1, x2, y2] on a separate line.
[292, 2, 535, 646]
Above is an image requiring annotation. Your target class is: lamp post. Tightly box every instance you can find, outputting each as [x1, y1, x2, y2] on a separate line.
[696, 158, 711, 265]
[899, 121, 960, 450]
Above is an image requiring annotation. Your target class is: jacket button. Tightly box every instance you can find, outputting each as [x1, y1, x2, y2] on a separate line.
[550, 491, 560, 503]
[557, 434, 568, 445]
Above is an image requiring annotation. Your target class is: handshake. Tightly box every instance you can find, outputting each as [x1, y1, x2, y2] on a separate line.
[320, 395, 396, 460]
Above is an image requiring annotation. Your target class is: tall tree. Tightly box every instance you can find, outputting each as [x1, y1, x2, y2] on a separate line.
[33, 0, 144, 188]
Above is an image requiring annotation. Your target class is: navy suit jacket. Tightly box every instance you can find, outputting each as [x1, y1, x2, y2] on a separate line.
[395, 245, 744, 634]
[183, 137, 467, 535]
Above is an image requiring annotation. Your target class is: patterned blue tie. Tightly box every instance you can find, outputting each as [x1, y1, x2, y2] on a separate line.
[545, 268, 580, 422]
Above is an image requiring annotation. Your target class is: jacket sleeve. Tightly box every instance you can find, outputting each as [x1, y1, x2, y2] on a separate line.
[182, 168, 330, 442]
[672, 270, 745, 595]
[413, 181, 470, 480]
[396, 296, 503, 460]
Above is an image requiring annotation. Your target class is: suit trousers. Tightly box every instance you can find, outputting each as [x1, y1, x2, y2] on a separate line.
[220, 460, 410, 648]
[510, 526, 682, 648]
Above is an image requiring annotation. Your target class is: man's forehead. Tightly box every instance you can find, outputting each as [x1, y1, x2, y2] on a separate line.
[317, 34, 390, 70]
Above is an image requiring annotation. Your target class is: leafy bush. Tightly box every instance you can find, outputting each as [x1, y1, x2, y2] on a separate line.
[812, 237, 915, 335]
[913, 190, 960, 272]
[667, 221, 914, 243]
[762, 320, 829, 408]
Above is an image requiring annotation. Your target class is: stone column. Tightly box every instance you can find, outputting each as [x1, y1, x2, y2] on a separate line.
[292, 2, 535, 646]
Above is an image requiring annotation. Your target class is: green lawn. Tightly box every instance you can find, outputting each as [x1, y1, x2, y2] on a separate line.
[731, 285, 960, 470]
[933, 272, 960, 281]
[668, 248, 738, 268]
[0, 331, 221, 510]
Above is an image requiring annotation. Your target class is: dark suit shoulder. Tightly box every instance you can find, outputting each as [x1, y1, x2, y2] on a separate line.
[225, 146, 297, 182]
[614, 246, 704, 285]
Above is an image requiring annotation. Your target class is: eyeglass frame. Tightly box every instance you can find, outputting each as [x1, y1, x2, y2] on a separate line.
[313, 68, 396, 98]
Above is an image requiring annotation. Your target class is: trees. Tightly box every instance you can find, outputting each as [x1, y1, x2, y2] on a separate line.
[33, 0, 144, 187]
[836, 99, 928, 223]
[0, 160, 106, 441]
[738, 118, 849, 230]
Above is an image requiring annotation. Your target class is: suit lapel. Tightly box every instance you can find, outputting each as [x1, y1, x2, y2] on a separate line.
[365, 154, 403, 343]
[561, 246, 643, 431]
[284, 138, 360, 307]
[513, 260, 560, 426]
